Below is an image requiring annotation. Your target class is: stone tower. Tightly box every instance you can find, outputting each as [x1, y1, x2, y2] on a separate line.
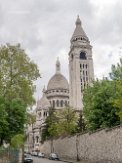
[69, 16, 94, 110]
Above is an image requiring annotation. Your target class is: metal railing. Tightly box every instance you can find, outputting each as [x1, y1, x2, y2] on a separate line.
[0, 148, 19, 163]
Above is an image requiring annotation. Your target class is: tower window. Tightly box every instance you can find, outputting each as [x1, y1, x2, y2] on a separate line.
[86, 64, 87, 68]
[80, 52, 87, 60]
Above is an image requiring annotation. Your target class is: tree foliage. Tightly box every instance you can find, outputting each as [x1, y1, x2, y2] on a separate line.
[0, 96, 8, 145]
[50, 107, 78, 136]
[110, 58, 122, 121]
[0, 43, 40, 145]
[7, 99, 27, 141]
[26, 112, 36, 125]
[41, 107, 78, 142]
[110, 58, 122, 80]
[41, 107, 56, 142]
[83, 58, 122, 131]
[76, 111, 86, 133]
[0, 98, 27, 145]
[83, 80, 120, 131]
[0, 43, 40, 106]
[11, 134, 25, 148]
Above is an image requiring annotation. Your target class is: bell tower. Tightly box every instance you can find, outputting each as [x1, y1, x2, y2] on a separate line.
[69, 16, 94, 110]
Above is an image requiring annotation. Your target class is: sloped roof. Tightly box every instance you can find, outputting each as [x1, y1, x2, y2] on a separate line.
[71, 16, 88, 41]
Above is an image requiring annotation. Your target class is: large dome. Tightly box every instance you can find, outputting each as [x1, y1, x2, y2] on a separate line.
[47, 73, 69, 90]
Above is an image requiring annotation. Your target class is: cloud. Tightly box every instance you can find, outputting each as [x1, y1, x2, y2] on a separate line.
[0, 0, 122, 100]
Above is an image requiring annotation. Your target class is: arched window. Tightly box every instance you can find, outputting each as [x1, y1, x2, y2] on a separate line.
[61, 100, 63, 107]
[84, 83, 85, 88]
[39, 112, 41, 117]
[43, 112, 45, 117]
[57, 100, 59, 107]
[65, 101, 67, 106]
[53, 100, 55, 108]
[80, 52, 86, 60]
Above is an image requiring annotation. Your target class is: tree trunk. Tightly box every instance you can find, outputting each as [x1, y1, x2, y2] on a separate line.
[76, 135, 80, 161]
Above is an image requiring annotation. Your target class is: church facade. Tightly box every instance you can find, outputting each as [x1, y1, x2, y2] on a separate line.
[25, 16, 94, 152]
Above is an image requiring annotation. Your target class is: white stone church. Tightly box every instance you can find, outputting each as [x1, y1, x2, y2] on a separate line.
[26, 16, 94, 152]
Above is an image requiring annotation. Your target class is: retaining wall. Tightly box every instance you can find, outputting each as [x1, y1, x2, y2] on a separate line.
[40, 125, 122, 162]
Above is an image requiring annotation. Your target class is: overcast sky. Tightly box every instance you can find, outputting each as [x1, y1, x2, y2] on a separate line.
[0, 0, 122, 100]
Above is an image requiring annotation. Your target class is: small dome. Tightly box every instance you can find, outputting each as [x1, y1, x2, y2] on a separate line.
[47, 73, 69, 90]
[37, 93, 50, 110]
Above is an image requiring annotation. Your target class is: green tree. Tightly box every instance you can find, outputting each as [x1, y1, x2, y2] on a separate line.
[48, 107, 78, 137]
[110, 58, 122, 121]
[26, 112, 36, 125]
[0, 43, 40, 145]
[41, 107, 56, 142]
[83, 80, 120, 131]
[0, 98, 27, 145]
[0, 43, 40, 106]
[0, 96, 8, 145]
[76, 111, 86, 133]
[110, 58, 122, 80]
[11, 134, 25, 148]
[6, 99, 27, 141]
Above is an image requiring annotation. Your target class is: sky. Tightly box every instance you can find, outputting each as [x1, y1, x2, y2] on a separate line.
[0, 0, 122, 100]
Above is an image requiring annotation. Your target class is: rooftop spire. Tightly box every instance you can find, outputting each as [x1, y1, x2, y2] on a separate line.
[56, 57, 61, 74]
[76, 15, 81, 26]
[71, 15, 89, 42]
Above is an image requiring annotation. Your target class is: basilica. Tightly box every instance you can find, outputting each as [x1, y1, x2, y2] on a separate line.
[26, 16, 94, 152]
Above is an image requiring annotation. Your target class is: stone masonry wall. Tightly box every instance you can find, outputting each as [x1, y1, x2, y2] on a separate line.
[40, 125, 122, 162]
